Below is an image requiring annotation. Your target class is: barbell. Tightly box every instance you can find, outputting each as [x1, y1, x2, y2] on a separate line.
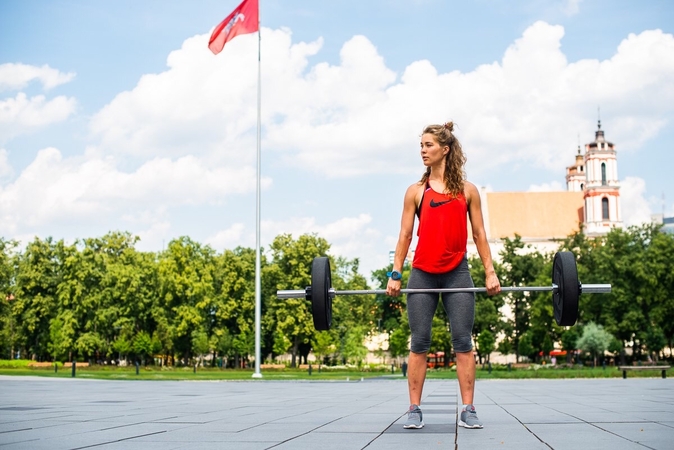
[277, 251, 611, 331]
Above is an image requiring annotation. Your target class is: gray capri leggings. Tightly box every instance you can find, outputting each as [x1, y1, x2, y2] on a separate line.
[407, 258, 475, 353]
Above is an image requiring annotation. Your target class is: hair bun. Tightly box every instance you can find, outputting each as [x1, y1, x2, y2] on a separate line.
[444, 121, 454, 132]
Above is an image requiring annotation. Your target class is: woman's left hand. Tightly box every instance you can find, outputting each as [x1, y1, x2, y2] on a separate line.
[485, 272, 501, 296]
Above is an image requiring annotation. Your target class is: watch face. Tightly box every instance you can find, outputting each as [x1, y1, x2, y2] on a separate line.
[392, 271, 402, 280]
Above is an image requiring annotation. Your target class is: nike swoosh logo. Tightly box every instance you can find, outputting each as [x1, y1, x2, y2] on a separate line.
[430, 199, 452, 207]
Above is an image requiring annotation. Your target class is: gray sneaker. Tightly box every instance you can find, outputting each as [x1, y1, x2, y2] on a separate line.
[459, 404, 483, 429]
[403, 404, 424, 429]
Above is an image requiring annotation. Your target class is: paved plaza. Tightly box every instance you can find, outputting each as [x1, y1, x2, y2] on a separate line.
[0, 375, 672, 449]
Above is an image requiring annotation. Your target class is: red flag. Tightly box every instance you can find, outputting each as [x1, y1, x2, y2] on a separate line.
[208, 0, 259, 55]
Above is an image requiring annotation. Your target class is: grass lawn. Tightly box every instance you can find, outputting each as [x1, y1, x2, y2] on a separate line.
[0, 361, 670, 381]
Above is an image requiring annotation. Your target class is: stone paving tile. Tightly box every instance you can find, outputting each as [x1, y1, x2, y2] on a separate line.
[87, 443, 186, 450]
[271, 431, 381, 450]
[1, 376, 672, 449]
[316, 415, 400, 433]
[1, 429, 172, 450]
[456, 378, 674, 450]
[596, 422, 674, 450]
[525, 423, 651, 450]
[366, 432, 454, 449]
[499, 404, 584, 424]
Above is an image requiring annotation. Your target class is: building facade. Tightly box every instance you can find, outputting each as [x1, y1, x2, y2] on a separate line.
[466, 121, 623, 258]
[577, 121, 622, 236]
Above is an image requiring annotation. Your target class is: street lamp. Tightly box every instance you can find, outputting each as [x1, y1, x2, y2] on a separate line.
[5, 294, 15, 359]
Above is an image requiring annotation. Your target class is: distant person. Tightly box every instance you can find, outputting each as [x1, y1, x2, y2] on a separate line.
[387, 122, 501, 430]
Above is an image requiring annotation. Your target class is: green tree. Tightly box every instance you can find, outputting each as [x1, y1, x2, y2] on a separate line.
[97, 234, 159, 363]
[342, 325, 368, 366]
[330, 256, 374, 364]
[158, 237, 216, 365]
[498, 236, 546, 362]
[560, 327, 579, 364]
[190, 329, 210, 366]
[0, 238, 17, 359]
[429, 311, 453, 367]
[578, 226, 653, 363]
[496, 334, 513, 361]
[476, 329, 495, 364]
[14, 237, 68, 361]
[469, 254, 505, 338]
[112, 334, 132, 363]
[526, 256, 566, 362]
[213, 247, 259, 368]
[311, 331, 335, 366]
[265, 234, 330, 367]
[517, 331, 535, 361]
[47, 310, 76, 362]
[388, 314, 411, 361]
[642, 227, 674, 354]
[133, 330, 161, 365]
[577, 322, 613, 367]
[371, 262, 410, 333]
[644, 327, 666, 363]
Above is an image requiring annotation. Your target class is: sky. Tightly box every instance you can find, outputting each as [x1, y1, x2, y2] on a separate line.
[1, 0, 673, 281]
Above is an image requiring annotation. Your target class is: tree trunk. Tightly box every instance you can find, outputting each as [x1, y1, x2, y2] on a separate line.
[290, 337, 298, 368]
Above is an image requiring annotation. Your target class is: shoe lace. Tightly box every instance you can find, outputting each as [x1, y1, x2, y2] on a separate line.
[463, 408, 478, 418]
[408, 408, 422, 420]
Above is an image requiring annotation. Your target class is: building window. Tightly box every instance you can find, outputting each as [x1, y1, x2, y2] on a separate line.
[601, 163, 607, 185]
[602, 197, 609, 220]
[580, 183, 584, 190]
[580, 166, 583, 172]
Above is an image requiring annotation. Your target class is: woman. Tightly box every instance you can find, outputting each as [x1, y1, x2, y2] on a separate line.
[386, 122, 501, 429]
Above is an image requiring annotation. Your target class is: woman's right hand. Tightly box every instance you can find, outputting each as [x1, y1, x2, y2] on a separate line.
[386, 278, 402, 297]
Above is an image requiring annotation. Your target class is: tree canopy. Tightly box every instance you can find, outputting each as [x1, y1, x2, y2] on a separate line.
[1, 223, 673, 366]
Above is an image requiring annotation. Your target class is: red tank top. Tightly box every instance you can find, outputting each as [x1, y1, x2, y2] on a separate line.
[412, 182, 468, 273]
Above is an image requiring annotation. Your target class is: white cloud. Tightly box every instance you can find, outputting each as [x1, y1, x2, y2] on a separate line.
[85, 23, 674, 181]
[619, 176, 653, 226]
[134, 220, 172, 252]
[0, 147, 270, 234]
[528, 181, 564, 192]
[561, 0, 583, 16]
[259, 213, 382, 274]
[205, 223, 246, 250]
[0, 93, 77, 142]
[265, 23, 674, 178]
[0, 63, 76, 91]
[0, 149, 12, 179]
[3, 22, 672, 273]
[89, 28, 324, 161]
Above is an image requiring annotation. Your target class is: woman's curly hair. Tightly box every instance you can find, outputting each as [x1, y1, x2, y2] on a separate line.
[419, 121, 467, 197]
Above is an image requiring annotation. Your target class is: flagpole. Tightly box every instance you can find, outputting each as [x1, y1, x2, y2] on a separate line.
[252, 8, 263, 379]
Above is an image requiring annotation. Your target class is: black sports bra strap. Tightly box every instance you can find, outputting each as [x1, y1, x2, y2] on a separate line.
[416, 181, 430, 219]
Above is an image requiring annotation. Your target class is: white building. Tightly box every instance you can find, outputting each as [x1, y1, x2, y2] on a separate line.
[467, 120, 623, 258]
[580, 121, 622, 235]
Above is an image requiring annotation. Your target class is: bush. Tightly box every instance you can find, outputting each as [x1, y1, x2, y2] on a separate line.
[0, 359, 33, 368]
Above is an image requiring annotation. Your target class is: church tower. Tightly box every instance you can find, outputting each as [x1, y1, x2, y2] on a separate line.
[583, 120, 622, 235]
[566, 144, 585, 192]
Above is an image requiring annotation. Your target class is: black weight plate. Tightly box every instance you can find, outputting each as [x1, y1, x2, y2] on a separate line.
[311, 257, 332, 330]
[552, 251, 579, 326]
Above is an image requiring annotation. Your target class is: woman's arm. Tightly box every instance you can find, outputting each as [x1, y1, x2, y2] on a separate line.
[465, 181, 501, 295]
[386, 183, 419, 296]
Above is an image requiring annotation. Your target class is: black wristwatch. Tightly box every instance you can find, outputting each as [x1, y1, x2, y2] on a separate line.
[387, 270, 402, 281]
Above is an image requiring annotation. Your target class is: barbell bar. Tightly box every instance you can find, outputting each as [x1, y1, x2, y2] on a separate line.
[276, 251, 612, 331]
[277, 284, 612, 299]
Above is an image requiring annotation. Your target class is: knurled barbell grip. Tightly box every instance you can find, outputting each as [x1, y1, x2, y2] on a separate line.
[276, 284, 611, 299]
